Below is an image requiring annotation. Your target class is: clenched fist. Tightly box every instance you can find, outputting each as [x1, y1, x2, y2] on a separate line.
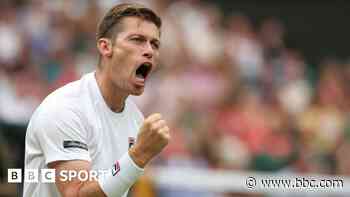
[129, 113, 170, 168]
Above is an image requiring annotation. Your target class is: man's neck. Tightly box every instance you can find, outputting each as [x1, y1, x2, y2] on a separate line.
[95, 69, 128, 113]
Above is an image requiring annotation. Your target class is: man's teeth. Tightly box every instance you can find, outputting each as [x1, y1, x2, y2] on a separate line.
[136, 73, 144, 79]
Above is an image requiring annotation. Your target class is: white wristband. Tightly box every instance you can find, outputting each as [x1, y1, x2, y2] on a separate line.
[98, 152, 144, 197]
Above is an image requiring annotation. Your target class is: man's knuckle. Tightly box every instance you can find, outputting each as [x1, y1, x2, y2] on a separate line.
[143, 120, 150, 126]
[150, 124, 157, 131]
[165, 133, 171, 140]
[156, 128, 163, 135]
[164, 126, 170, 132]
[159, 131, 167, 138]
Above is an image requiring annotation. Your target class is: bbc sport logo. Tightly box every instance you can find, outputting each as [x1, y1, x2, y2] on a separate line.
[8, 169, 111, 183]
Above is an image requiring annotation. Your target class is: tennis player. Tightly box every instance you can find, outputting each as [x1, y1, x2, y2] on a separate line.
[23, 3, 170, 197]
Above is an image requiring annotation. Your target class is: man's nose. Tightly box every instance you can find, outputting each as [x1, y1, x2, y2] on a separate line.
[142, 43, 154, 59]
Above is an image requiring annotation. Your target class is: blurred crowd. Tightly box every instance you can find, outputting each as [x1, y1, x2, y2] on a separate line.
[1, 0, 350, 196]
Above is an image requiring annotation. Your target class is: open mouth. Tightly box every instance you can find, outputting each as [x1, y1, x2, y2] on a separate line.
[135, 62, 152, 80]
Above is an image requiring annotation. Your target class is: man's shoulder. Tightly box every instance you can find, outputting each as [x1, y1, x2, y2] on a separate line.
[47, 78, 84, 103]
[33, 74, 92, 121]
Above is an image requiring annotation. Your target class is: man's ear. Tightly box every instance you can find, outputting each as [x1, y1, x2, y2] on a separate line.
[97, 38, 113, 58]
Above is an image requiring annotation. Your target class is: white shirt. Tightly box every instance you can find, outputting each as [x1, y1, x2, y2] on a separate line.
[23, 72, 144, 197]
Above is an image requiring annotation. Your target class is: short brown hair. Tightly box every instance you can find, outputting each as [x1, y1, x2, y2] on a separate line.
[96, 3, 161, 40]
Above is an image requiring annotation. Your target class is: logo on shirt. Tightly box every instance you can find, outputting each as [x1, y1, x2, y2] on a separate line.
[112, 161, 120, 176]
[128, 137, 135, 149]
[63, 140, 88, 151]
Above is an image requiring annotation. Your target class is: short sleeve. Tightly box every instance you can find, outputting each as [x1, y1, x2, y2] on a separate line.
[33, 106, 91, 165]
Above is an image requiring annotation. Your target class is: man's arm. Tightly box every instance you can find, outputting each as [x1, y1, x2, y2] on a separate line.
[48, 113, 170, 197]
[49, 160, 106, 197]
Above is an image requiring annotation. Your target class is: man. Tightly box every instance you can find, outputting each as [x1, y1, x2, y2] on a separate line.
[23, 3, 170, 197]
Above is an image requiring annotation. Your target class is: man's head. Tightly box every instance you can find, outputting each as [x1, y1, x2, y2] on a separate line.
[96, 3, 161, 96]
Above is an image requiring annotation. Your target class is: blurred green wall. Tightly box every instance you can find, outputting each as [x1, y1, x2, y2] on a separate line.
[209, 1, 350, 66]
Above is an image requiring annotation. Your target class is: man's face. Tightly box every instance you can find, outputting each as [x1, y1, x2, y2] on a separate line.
[106, 17, 160, 96]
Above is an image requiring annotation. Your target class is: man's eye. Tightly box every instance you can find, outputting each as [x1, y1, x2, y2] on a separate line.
[131, 37, 144, 42]
[152, 42, 159, 49]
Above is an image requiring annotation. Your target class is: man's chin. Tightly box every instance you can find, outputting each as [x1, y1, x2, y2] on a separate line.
[130, 87, 144, 96]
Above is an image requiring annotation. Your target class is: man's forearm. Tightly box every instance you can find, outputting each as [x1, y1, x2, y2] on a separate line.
[55, 152, 143, 197]
[78, 180, 107, 197]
